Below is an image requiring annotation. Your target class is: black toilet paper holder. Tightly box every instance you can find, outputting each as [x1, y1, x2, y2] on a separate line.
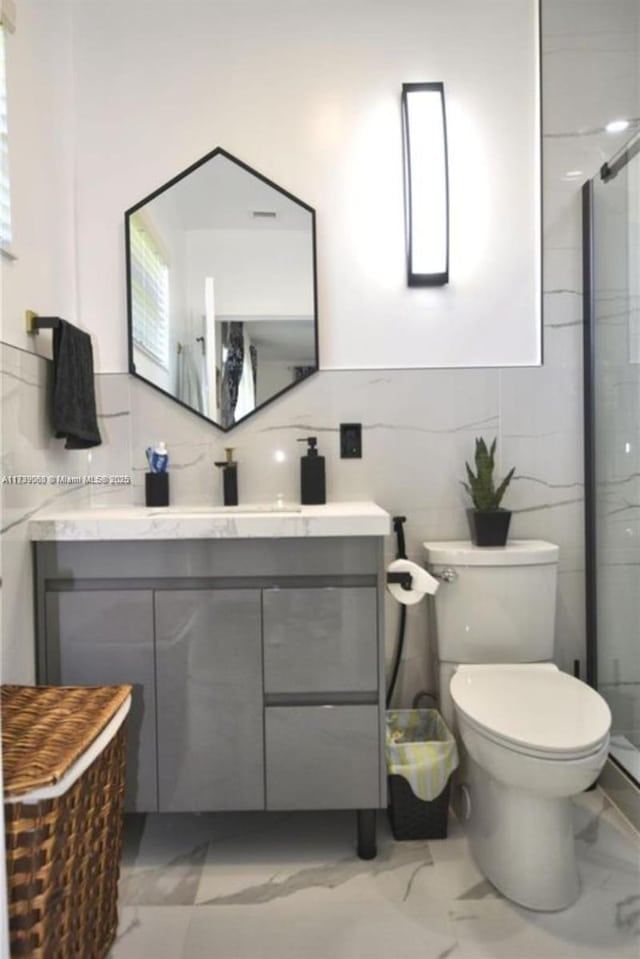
[386, 571, 413, 591]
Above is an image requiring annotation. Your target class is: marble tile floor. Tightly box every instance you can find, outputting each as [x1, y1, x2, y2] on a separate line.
[109, 789, 640, 959]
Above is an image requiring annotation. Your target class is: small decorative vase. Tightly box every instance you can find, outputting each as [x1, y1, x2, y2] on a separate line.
[468, 508, 511, 547]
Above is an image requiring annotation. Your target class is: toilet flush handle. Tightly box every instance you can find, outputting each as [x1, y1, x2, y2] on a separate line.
[432, 567, 458, 584]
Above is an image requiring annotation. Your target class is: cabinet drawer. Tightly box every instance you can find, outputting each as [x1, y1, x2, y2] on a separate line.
[263, 587, 378, 694]
[265, 705, 380, 809]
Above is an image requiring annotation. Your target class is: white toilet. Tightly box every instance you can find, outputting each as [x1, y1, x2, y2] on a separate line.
[424, 540, 611, 911]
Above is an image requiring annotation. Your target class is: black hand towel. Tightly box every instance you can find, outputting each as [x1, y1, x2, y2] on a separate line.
[52, 320, 102, 449]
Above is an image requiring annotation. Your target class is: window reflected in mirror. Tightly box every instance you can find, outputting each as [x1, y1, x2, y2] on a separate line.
[125, 148, 318, 431]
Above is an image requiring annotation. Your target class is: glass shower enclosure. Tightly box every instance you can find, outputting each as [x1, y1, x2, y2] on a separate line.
[584, 131, 640, 788]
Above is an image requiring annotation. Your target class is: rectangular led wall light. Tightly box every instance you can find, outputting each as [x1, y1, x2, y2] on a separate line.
[401, 82, 449, 287]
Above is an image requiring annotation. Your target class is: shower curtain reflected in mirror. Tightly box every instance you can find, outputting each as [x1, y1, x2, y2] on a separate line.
[219, 322, 244, 429]
[176, 343, 205, 415]
[588, 132, 640, 786]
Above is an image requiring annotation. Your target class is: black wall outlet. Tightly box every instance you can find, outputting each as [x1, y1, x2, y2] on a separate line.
[340, 423, 362, 458]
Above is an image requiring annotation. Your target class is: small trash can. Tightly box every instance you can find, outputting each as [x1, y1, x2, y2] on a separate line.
[385, 708, 459, 840]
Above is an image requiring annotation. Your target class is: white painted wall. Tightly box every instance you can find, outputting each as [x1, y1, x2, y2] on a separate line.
[70, 0, 541, 373]
[185, 228, 314, 319]
[0, 8, 76, 942]
[0, 0, 93, 688]
[256, 360, 297, 406]
[2, 0, 76, 355]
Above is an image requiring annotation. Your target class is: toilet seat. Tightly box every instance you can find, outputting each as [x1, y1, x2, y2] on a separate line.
[450, 664, 611, 761]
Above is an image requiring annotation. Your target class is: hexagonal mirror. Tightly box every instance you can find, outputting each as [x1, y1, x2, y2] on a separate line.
[125, 147, 318, 431]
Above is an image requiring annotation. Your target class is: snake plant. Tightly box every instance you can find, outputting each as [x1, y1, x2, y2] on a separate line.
[462, 437, 515, 511]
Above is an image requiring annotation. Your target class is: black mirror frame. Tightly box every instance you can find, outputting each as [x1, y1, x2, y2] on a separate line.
[124, 146, 319, 432]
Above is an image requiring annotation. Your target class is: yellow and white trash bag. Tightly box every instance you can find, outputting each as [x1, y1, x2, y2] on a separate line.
[385, 709, 459, 802]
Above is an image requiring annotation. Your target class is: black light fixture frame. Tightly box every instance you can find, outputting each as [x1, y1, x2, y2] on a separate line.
[401, 82, 450, 288]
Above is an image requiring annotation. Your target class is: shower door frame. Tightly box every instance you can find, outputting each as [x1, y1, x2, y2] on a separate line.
[582, 143, 640, 796]
[582, 178, 598, 693]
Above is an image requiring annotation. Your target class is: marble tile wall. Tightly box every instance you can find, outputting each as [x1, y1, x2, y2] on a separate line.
[0, 345, 132, 682]
[0, 336, 585, 697]
[126, 356, 586, 705]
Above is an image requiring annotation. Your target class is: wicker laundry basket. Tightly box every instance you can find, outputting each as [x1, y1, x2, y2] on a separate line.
[2, 683, 132, 959]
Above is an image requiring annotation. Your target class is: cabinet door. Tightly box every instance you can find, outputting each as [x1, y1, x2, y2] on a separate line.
[263, 587, 378, 694]
[155, 589, 264, 811]
[265, 705, 380, 809]
[45, 590, 157, 812]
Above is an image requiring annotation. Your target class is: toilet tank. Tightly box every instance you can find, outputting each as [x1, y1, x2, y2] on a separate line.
[423, 540, 559, 664]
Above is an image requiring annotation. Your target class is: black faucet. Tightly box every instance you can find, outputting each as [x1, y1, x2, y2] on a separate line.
[214, 447, 239, 506]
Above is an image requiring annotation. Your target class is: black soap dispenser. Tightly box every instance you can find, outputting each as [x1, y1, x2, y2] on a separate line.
[297, 436, 326, 505]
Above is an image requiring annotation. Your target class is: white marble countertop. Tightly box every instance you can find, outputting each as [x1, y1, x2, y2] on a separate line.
[28, 501, 392, 541]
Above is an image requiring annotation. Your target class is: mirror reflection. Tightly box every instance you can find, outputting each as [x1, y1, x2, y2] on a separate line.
[126, 148, 318, 430]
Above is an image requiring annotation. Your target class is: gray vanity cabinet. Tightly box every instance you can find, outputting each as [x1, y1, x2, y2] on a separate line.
[154, 589, 264, 812]
[44, 589, 157, 811]
[35, 537, 387, 828]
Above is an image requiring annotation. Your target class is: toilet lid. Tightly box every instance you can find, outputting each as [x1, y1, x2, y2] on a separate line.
[450, 665, 611, 757]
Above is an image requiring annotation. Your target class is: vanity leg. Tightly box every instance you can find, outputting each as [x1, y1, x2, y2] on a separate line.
[356, 808, 377, 860]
